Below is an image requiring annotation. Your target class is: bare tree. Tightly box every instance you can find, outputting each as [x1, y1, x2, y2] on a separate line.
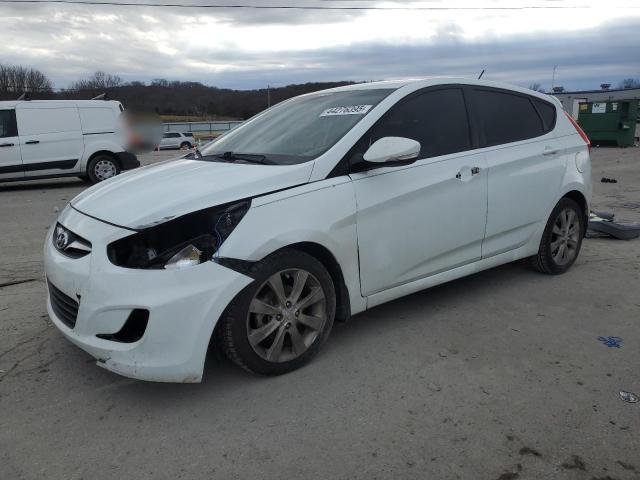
[0, 63, 52, 97]
[70, 71, 123, 91]
[617, 78, 640, 89]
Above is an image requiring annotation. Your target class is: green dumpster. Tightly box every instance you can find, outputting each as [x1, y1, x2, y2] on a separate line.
[577, 99, 638, 147]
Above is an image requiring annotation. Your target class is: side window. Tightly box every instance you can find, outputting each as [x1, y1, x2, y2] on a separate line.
[16, 107, 81, 136]
[348, 88, 471, 170]
[473, 89, 544, 146]
[532, 98, 556, 133]
[0, 110, 18, 138]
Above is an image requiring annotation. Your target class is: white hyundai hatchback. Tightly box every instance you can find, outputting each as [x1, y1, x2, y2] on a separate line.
[44, 78, 591, 382]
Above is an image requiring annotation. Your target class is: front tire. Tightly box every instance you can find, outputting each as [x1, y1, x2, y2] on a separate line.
[219, 249, 336, 375]
[87, 154, 120, 183]
[531, 197, 584, 274]
[180, 142, 191, 150]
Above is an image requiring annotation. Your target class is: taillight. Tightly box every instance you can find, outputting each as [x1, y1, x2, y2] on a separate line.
[564, 111, 591, 152]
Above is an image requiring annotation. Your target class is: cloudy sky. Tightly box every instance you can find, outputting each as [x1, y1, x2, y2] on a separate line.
[1, 0, 639, 91]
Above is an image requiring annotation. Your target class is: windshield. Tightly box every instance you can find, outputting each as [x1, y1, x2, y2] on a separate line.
[199, 88, 395, 165]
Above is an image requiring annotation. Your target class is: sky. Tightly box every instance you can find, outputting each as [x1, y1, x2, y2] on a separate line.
[0, 0, 639, 91]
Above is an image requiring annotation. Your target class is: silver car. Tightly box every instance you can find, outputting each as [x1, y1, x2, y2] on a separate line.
[158, 132, 194, 150]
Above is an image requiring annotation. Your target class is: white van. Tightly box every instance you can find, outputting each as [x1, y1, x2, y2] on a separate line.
[0, 99, 139, 184]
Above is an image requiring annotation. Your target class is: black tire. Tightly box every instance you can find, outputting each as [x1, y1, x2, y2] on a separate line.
[219, 249, 336, 376]
[531, 197, 585, 274]
[180, 142, 191, 150]
[87, 154, 120, 184]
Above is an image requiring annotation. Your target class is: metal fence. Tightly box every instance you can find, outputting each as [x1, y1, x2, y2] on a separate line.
[163, 121, 243, 135]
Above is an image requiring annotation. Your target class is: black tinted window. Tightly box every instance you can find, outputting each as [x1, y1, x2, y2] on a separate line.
[0, 110, 17, 138]
[474, 89, 544, 146]
[533, 98, 556, 132]
[367, 88, 471, 159]
[163, 132, 180, 138]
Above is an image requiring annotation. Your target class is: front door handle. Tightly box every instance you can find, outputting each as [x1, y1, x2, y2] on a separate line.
[25, 140, 39, 145]
[471, 166, 481, 175]
[0, 142, 14, 147]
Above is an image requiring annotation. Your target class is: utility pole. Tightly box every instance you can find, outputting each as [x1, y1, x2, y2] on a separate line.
[551, 65, 557, 91]
[267, 84, 271, 108]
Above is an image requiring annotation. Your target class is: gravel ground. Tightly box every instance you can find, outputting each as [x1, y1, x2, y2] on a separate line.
[1, 148, 639, 480]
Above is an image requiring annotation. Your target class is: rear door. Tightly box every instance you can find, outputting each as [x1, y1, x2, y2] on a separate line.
[16, 105, 84, 177]
[469, 88, 564, 257]
[0, 108, 23, 180]
[349, 87, 488, 296]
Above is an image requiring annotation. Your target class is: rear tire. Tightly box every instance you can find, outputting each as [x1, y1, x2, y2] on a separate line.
[180, 142, 191, 150]
[219, 249, 336, 376]
[87, 154, 120, 184]
[531, 197, 584, 274]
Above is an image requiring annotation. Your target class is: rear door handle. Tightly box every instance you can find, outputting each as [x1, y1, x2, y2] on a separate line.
[0, 142, 14, 147]
[25, 140, 39, 145]
[543, 147, 558, 156]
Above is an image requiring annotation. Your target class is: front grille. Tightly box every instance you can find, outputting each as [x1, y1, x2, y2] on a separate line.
[48, 281, 79, 329]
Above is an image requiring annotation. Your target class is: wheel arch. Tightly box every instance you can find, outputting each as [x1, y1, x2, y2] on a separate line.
[561, 189, 589, 233]
[219, 242, 352, 322]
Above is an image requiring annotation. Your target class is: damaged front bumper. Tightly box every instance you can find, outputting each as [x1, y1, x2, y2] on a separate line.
[43, 205, 253, 382]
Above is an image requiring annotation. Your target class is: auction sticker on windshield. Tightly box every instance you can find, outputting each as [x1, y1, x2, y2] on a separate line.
[320, 105, 373, 116]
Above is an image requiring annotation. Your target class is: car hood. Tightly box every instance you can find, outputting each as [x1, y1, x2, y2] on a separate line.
[71, 158, 314, 229]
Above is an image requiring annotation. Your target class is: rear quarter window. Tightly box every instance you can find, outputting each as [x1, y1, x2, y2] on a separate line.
[532, 98, 556, 132]
[79, 107, 116, 133]
[473, 89, 545, 146]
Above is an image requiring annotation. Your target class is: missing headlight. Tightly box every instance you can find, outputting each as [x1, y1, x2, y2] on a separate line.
[107, 200, 250, 269]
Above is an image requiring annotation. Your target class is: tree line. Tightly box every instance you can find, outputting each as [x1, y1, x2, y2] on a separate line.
[0, 65, 353, 120]
[2, 64, 639, 120]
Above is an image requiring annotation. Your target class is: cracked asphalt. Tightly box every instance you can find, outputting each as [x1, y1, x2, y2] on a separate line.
[1, 148, 639, 480]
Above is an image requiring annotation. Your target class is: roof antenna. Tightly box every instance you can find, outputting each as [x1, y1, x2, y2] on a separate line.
[477, 69, 485, 80]
[91, 92, 108, 100]
[17, 92, 30, 101]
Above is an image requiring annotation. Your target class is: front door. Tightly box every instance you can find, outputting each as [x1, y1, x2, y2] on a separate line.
[0, 109, 23, 180]
[348, 87, 488, 296]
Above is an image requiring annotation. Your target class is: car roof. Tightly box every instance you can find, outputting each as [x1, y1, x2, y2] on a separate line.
[316, 77, 555, 102]
[0, 99, 122, 109]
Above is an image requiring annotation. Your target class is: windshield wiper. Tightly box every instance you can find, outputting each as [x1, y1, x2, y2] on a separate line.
[214, 151, 271, 164]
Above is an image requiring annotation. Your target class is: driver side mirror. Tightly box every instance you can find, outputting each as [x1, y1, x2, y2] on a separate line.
[363, 136, 421, 164]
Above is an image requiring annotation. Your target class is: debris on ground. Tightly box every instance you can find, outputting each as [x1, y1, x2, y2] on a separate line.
[561, 455, 586, 471]
[600, 177, 618, 183]
[519, 446, 542, 457]
[587, 211, 640, 240]
[619, 391, 638, 403]
[597, 336, 622, 348]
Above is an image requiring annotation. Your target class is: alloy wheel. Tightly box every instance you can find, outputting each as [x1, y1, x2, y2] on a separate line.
[550, 207, 580, 265]
[246, 269, 327, 363]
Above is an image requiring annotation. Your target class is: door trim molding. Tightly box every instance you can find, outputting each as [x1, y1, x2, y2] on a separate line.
[0, 159, 78, 174]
